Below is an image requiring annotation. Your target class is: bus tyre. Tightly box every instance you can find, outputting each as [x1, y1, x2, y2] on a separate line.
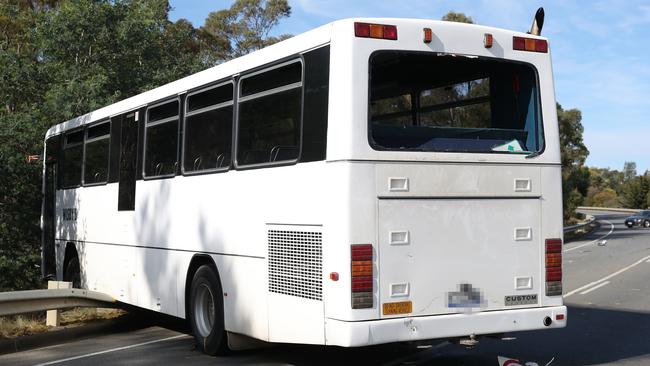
[64, 256, 81, 289]
[189, 265, 229, 355]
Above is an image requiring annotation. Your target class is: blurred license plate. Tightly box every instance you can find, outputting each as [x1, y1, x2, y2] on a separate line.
[382, 301, 412, 315]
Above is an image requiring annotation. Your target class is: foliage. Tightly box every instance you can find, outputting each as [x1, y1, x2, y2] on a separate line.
[441, 11, 474, 24]
[0, 0, 291, 291]
[556, 103, 590, 221]
[203, 0, 291, 59]
[622, 173, 650, 209]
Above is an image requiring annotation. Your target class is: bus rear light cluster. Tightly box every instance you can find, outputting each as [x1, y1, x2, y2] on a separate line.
[351, 244, 373, 309]
[355, 22, 398, 40]
[513, 36, 548, 53]
[545, 238, 562, 296]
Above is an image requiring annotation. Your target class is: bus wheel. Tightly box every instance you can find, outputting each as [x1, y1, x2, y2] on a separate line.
[64, 255, 81, 289]
[189, 265, 229, 355]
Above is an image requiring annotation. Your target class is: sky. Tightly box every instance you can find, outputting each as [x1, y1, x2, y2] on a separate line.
[169, 0, 650, 173]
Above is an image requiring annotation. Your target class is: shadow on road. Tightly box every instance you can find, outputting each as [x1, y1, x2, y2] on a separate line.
[184, 305, 650, 366]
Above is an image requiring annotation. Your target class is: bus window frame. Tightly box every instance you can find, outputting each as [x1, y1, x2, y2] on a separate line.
[82, 119, 111, 187]
[59, 128, 85, 189]
[181, 80, 236, 177]
[234, 57, 305, 170]
[366, 50, 546, 157]
[142, 96, 182, 180]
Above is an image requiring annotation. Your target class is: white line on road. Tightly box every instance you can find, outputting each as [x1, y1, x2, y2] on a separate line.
[565, 254, 650, 297]
[564, 220, 614, 253]
[579, 281, 610, 295]
[646, 259, 650, 263]
[33, 334, 188, 366]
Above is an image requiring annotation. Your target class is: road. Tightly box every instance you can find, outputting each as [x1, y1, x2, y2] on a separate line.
[2, 210, 649, 365]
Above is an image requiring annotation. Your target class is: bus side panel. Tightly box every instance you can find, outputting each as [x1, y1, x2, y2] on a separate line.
[214, 255, 269, 342]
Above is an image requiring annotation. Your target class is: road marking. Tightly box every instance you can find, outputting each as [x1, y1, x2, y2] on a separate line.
[33, 334, 187, 366]
[579, 281, 610, 295]
[646, 259, 650, 263]
[564, 220, 614, 253]
[565, 254, 650, 297]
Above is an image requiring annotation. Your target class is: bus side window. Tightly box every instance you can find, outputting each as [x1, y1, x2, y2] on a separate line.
[183, 83, 234, 173]
[83, 121, 110, 185]
[301, 45, 329, 162]
[60, 130, 84, 188]
[144, 100, 179, 178]
[237, 60, 302, 167]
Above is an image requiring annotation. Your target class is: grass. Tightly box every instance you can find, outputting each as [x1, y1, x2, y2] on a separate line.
[0, 308, 126, 339]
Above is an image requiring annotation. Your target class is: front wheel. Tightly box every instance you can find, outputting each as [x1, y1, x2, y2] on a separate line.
[63, 256, 81, 288]
[644, 220, 650, 228]
[189, 265, 229, 355]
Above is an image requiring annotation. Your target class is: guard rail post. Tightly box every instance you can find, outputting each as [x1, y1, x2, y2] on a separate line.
[46, 281, 72, 327]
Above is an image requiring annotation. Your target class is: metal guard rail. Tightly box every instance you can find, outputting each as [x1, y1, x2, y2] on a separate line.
[0, 289, 116, 316]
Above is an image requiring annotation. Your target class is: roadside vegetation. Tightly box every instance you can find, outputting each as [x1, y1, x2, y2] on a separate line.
[0, 308, 126, 339]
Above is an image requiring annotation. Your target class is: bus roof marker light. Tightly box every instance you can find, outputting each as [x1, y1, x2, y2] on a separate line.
[383, 25, 397, 40]
[354, 22, 397, 40]
[369, 24, 384, 39]
[355, 22, 370, 37]
[423, 28, 432, 43]
[484, 33, 493, 48]
[513, 36, 548, 53]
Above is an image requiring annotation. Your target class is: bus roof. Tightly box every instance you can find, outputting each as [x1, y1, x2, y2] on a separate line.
[45, 17, 541, 139]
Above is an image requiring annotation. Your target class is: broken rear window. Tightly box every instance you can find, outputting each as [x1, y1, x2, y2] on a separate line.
[369, 51, 544, 154]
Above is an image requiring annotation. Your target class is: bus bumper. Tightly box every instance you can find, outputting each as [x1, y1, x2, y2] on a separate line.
[324, 306, 567, 347]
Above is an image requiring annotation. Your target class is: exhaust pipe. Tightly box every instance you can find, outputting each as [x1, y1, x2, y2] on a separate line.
[529, 7, 545, 36]
[543, 316, 552, 326]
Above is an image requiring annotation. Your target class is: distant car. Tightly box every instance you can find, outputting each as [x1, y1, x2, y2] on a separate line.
[624, 210, 650, 228]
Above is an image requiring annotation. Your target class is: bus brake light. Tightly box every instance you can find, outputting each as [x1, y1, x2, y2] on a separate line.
[355, 22, 397, 40]
[545, 238, 562, 296]
[513, 36, 548, 53]
[351, 244, 373, 309]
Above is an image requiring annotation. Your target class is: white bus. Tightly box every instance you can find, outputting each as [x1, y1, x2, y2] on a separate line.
[42, 16, 566, 355]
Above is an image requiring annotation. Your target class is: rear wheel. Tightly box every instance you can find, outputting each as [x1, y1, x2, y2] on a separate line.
[189, 265, 229, 355]
[644, 220, 650, 228]
[63, 256, 81, 289]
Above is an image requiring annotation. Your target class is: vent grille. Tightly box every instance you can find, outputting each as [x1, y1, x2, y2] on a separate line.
[268, 229, 322, 300]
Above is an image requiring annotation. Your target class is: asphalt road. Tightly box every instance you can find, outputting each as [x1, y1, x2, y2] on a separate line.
[2, 210, 649, 366]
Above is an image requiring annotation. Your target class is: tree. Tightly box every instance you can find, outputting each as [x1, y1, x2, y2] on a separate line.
[0, 0, 292, 291]
[623, 174, 650, 209]
[203, 0, 291, 59]
[623, 161, 637, 181]
[556, 103, 590, 221]
[441, 11, 474, 24]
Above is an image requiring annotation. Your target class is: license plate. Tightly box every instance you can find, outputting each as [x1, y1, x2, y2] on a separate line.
[382, 301, 412, 315]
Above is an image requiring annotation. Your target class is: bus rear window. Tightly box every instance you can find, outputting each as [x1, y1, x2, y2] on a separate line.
[369, 52, 543, 154]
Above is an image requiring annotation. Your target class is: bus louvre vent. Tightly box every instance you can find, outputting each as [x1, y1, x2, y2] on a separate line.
[268, 229, 323, 301]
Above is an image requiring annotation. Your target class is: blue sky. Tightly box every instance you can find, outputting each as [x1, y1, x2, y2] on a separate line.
[169, 0, 650, 173]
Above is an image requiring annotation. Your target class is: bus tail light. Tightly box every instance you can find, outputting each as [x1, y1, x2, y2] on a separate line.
[545, 238, 562, 296]
[355, 22, 398, 40]
[513, 36, 548, 53]
[351, 244, 373, 309]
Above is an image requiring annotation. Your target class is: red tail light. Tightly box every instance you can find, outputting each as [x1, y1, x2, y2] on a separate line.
[354, 22, 397, 40]
[545, 238, 562, 296]
[351, 244, 373, 309]
[513, 36, 548, 53]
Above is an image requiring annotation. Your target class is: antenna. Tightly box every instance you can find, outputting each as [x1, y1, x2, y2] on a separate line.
[529, 7, 545, 36]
